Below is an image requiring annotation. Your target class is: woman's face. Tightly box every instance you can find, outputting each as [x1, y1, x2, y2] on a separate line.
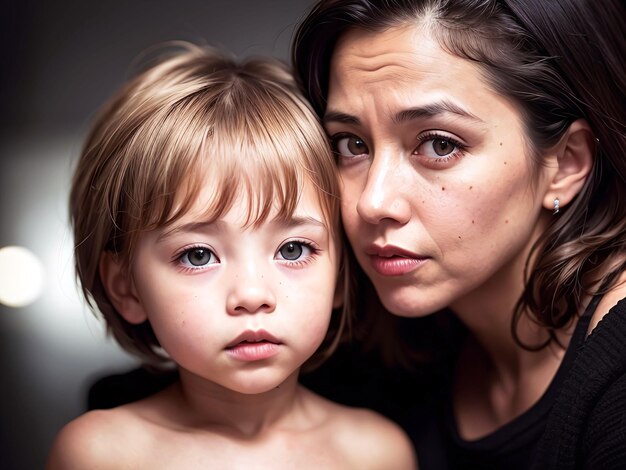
[325, 25, 554, 317]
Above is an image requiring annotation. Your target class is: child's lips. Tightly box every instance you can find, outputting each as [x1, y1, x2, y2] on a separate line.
[225, 329, 281, 349]
[225, 330, 282, 361]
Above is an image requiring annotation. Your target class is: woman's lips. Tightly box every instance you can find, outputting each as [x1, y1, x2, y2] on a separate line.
[366, 245, 429, 276]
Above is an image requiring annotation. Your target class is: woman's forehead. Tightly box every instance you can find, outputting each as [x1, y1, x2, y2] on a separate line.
[333, 23, 431, 66]
[327, 26, 514, 127]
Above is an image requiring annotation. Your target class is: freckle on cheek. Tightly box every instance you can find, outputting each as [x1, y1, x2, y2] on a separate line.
[469, 186, 473, 190]
[472, 220, 475, 224]
[505, 220, 509, 224]
[441, 187, 445, 191]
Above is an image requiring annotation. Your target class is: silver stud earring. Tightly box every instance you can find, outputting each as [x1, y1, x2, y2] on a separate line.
[553, 197, 560, 215]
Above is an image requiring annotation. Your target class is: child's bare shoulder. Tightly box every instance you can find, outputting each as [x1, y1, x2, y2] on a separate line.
[305, 389, 418, 469]
[331, 404, 418, 469]
[46, 404, 150, 469]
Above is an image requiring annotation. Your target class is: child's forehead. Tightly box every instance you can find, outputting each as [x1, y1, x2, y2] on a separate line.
[164, 166, 330, 230]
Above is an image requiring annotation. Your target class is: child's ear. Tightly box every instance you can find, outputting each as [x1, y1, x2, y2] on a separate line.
[542, 119, 595, 211]
[99, 252, 147, 324]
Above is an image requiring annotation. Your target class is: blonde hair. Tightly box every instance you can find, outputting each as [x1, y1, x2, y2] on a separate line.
[70, 43, 348, 366]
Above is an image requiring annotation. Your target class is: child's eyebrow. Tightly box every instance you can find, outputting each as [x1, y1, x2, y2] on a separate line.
[156, 216, 327, 243]
[274, 215, 328, 231]
[156, 220, 226, 243]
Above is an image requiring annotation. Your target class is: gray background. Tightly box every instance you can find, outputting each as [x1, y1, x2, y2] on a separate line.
[0, 1, 314, 468]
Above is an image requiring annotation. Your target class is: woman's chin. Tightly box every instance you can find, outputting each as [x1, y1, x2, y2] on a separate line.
[376, 287, 442, 318]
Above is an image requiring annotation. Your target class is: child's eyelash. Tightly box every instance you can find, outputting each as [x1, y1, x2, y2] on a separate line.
[276, 239, 321, 266]
[172, 244, 218, 271]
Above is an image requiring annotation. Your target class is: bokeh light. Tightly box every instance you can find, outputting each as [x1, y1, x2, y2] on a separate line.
[0, 245, 45, 308]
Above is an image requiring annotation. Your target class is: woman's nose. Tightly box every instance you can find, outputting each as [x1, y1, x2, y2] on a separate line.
[226, 267, 276, 316]
[356, 156, 411, 226]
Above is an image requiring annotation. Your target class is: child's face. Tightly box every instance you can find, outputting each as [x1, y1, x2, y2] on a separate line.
[127, 180, 340, 394]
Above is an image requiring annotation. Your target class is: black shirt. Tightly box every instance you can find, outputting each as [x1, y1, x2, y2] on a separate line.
[410, 297, 598, 470]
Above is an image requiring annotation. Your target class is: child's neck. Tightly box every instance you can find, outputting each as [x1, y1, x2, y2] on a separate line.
[171, 368, 304, 438]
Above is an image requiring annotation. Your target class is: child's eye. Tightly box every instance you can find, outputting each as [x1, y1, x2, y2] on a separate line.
[275, 240, 316, 262]
[178, 247, 219, 268]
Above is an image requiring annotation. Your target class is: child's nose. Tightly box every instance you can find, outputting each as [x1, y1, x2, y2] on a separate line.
[226, 272, 276, 316]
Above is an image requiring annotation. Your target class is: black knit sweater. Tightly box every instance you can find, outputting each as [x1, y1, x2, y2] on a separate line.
[300, 297, 626, 469]
[532, 297, 626, 469]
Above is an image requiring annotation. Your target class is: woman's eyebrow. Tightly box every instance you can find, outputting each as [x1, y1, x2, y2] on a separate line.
[323, 111, 360, 126]
[323, 100, 483, 126]
[392, 100, 483, 123]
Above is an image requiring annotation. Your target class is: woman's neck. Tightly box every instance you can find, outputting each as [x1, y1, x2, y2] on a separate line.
[449, 253, 576, 439]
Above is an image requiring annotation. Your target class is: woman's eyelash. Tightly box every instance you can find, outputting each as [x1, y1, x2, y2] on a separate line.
[417, 132, 465, 149]
[329, 133, 369, 155]
[413, 131, 468, 165]
[329, 132, 348, 148]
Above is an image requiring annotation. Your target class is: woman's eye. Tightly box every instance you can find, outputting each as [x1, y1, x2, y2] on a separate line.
[276, 241, 311, 261]
[414, 135, 464, 160]
[179, 247, 218, 268]
[332, 134, 369, 158]
[431, 139, 456, 156]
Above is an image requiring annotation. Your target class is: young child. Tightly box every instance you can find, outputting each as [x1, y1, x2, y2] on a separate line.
[46, 44, 416, 469]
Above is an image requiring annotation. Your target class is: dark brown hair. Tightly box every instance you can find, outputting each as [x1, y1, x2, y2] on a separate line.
[292, 0, 626, 351]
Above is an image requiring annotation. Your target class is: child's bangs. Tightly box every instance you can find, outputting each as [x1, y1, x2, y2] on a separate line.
[117, 60, 339, 252]
[119, 99, 216, 238]
[162, 79, 338, 232]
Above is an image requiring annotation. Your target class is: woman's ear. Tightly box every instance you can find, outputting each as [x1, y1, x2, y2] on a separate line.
[542, 119, 595, 211]
[99, 252, 147, 324]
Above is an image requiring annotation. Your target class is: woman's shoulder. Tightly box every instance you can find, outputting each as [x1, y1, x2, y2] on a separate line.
[46, 404, 150, 469]
[582, 370, 626, 467]
[587, 270, 626, 335]
[533, 274, 626, 468]
[301, 387, 418, 469]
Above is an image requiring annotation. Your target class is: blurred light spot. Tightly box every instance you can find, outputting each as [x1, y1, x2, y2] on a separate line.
[0, 246, 45, 307]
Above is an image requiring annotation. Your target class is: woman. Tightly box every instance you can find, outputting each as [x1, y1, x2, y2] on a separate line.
[293, 0, 626, 468]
